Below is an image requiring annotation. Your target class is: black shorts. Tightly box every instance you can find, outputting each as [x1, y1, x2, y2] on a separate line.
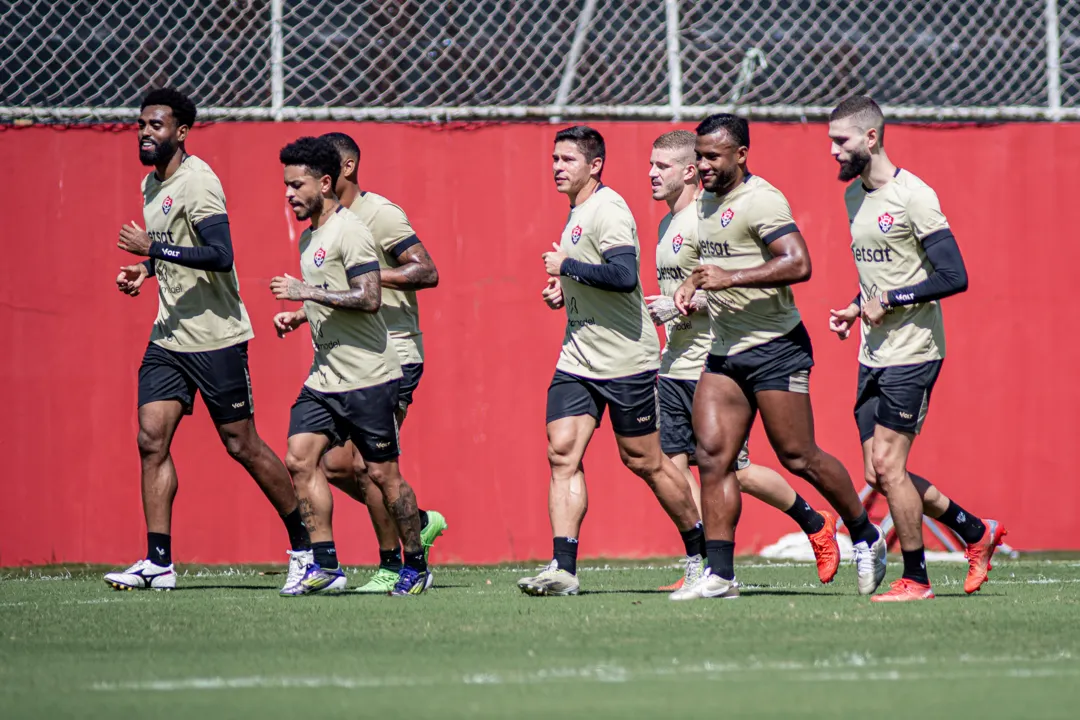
[546, 369, 660, 438]
[137, 341, 253, 425]
[658, 376, 751, 467]
[704, 323, 814, 398]
[855, 361, 943, 442]
[398, 363, 424, 416]
[288, 381, 401, 462]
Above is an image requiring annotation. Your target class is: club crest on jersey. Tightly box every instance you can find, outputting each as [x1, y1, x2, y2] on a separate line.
[672, 233, 684, 253]
[570, 225, 582, 245]
[313, 247, 326, 267]
[878, 212, 894, 233]
[161, 196, 173, 215]
[720, 208, 735, 228]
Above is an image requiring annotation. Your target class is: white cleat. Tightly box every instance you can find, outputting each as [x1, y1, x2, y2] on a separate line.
[681, 553, 706, 588]
[853, 524, 888, 595]
[669, 567, 740, 601]
[280, 549, 313, 596]
[518, 560, 580, 596]
[104, 559, 176, 591]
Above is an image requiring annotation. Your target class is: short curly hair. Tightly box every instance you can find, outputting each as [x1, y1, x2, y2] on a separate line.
[279, 136, 341, 186]
[140, 88, 197, 128]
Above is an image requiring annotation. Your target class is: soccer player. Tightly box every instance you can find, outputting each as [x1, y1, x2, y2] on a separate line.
[283, 131, 445, 594]
[645, 130, 839, 591]
[671, 114, 887, 601]
[106, 88, 310, 592]
[826, 96, 1006, 601]
[272, 136, 429, 596]
[517, 126, 706, 597]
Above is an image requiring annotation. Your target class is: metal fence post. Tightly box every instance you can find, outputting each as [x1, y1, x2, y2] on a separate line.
[665, 0, 683, 122]
[271, 0, 285, 122]
[554, 0, 598, 123]
[1046, 0, 1062, 122]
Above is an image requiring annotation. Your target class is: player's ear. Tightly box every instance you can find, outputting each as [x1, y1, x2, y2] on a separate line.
[176, 123, 189, 144]
[591, 156, 604, 178]
[866, 126, 881, 152]
[735, 145, 749, 164]
[320, 173, 333, 196]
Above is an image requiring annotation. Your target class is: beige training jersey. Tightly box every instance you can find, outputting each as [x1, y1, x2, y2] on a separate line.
[846, 169, 950, 367]
[656, 202, 711, 381]
[697, 174, 802, 356]
[555, 186, 660, 380]
[347, 192, 425, 365]
[141, 155, 254, 352]
[298, 207, 402, 393]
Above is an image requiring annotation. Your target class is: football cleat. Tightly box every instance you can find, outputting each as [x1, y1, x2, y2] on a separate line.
[871, 578, 935, 602]
[354, 567, 400, 594]
[518, 560, 580, 597]
[669, 567, 740, 601]
[280, 549, 313, 596]
[853, 524, 888, 595]
[807, 510, 840, 584]
[963, 519, 1007, 594]
[104, 559, 176, 591]
[390, 566, 430, 596]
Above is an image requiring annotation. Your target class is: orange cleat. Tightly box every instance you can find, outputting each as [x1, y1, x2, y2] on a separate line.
[659, 577, 685, 591]
[964, 519, 1007, 594]
[871, 578, 935, 602]
[807, 510, 840, 584]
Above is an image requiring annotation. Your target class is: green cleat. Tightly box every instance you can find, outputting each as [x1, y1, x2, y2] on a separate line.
[352, 568, 399, 594]
[420, 510, 448, 562]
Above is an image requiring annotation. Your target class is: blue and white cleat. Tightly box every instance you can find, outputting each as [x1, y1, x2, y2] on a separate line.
[281, 564, 347, 596]
[104, 559, 176, 591]
[390, 567, 429, 596]
[279, 549, 314, 596]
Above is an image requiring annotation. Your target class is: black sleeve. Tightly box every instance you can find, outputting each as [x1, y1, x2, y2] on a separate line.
[887, 230, 968, 307]
[853, 292, 862, 308]
[148, 214, 234, 272]
[559, 247, 638, 293]
[142, 258, 156, 275]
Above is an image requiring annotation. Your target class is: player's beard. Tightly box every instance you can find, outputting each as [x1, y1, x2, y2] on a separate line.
[837, 147, 870, 181]
[139, 137, 179, 166]
[702, 164, 739, 194]
[293, 194, 321, 220]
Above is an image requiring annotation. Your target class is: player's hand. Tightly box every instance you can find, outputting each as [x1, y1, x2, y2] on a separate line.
[270, 273, 307, 301]
[689, 291, 709, 315]
[542, 276, 564, 310]
[690, 264, 735, 292]
[118, 220, 153, 256]
[542, 243, 568, 276]
[645, 295, 679, 325]
[116, 264, 149, 297]
[273, 310, 307, 338]
[673, 280, 697, 316]
[861, 295, 888, 327]
[829, 302, 861, 340]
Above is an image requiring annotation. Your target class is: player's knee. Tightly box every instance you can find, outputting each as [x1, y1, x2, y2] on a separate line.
[320, 455, 352, 484]
[863, 467, 881, 490]
[776, 447, 814, 476]
[284, 451, 316, 482]
[365, 464, 398, 492]
[871, 450, 905, 490]
[547, 439, 578, 470]
[221, 431, 258, 463]
[619, 448, 661, 482]
[136, 427, 168, 461]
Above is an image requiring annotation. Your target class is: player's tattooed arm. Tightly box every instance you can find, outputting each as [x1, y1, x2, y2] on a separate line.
[270, 268, 382, 313]
[689, 231, 811, 292]
[382, 241, 439, 291]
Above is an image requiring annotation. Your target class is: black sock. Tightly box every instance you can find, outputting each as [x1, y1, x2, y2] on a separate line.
[901, 546, 929, 584]
[403, 549, 427, 573]
[147, 532, 171, 566]
[553, 537, 578, 575]
[705, 539, 735, 580]
[419, 509, 430, 530]
[311, 541, 339, 570]
[379, 547, 403, 572]
[846, 511, 879, 547]
[680, 522, 706, 557]
[282, 508, 310, 552]
[785, 494, 826, 535]
[936, 500, 987, 545]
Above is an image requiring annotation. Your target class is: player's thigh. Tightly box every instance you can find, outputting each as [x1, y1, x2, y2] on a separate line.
[320, 441, 357, 480]
[869, 423, 914, 478]
[658, 376, 697, 459]
[136, 400, 186, 455]
[546, 371, 601, 462]
[546, 415, 597, 470]
[287, 387, 342, 473]
[286, 432, 332, 476]
[692, 368, 754, 467]
[853, 364, 879, 446]
[137, 343, 196, 423]
[874, 361, 943, 438]
[183, 341, 255, 425]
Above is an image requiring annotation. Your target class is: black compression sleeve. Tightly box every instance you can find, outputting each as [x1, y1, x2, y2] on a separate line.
[887, 230, 968, 306]
[148, 214, 234, 272]
[853, 292, 862, 308]
[560, 247, 638, 292]
[143, 258, 156, 275]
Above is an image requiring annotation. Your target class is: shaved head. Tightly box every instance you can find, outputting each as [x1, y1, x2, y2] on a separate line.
[830, 95, 885, 144]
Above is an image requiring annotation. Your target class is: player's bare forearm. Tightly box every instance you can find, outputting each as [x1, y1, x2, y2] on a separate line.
[303, 273, 381, 313]
[722, 233, 811, 289]
[383, 245, 439, 291]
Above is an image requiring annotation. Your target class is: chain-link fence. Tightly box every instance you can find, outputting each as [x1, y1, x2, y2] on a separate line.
[2, 0, 1077, 123]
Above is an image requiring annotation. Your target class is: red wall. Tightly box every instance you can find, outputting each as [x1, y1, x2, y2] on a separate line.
[1, 121, 1077, 566]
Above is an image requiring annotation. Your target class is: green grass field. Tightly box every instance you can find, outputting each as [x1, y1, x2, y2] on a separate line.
[2, 558, 1079, 719]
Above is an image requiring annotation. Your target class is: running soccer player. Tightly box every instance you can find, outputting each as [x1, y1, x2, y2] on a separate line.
[106, 88, 310, 592]
[671, 114, 887, 601]
[283, 131, 445, 594]
[827, 96, 1006, 601]
[517, 126, 706, 597]
[272, 136, 428, 596]
[645, 130, 839, 591]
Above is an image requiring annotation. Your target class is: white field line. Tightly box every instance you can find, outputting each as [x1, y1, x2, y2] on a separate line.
[89, 653, 1078, 692]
